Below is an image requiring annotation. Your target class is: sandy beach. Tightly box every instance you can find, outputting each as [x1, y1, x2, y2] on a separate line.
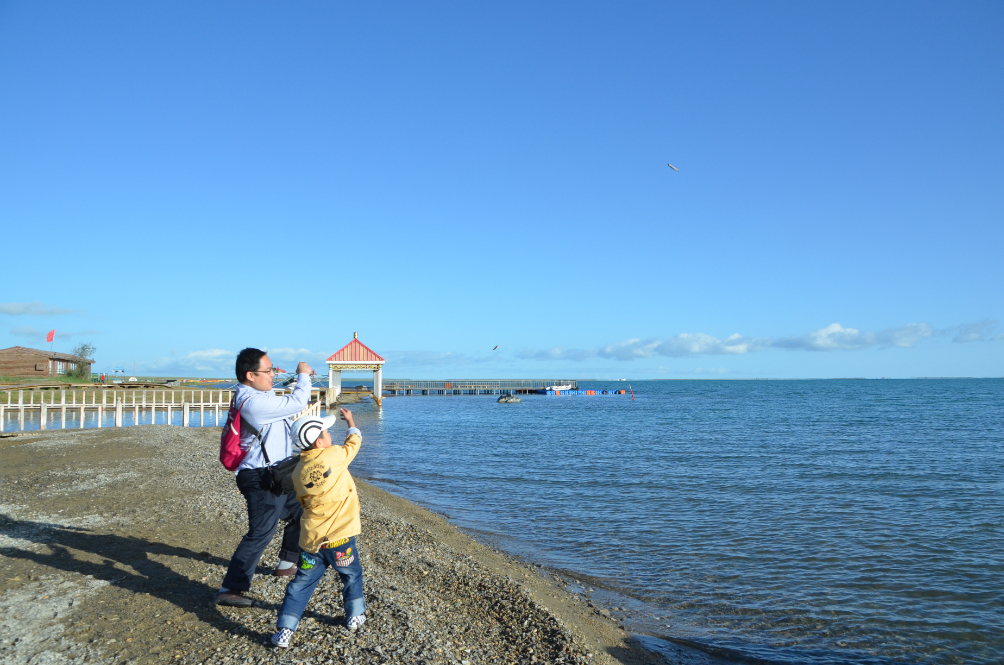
[0, 426, 720, 665]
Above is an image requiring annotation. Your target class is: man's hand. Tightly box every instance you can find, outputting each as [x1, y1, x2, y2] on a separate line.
[297, 362, 312, 375]
[340, 408, 355, 429]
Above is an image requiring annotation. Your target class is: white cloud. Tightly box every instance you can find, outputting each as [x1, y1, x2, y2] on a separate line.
[521, 322, 940, 362]
[0, 301, 80, 316]
[10, 326, 101, 341]
[598, 338, 660, 360]
[653, 333, 772, 357]
[183, 349, 233, 362]
[138, 349, 234, 375]
[518, 335, 768, 361]
[10, 326, 41, 339]
[383, 350, 496, 366]
[517, 347, 598, 361]
[130, 346, 503, 377]
[118, 346, 352, 377]
[774, 323, 933, 351]
[266, 347, 329, 361]
[951, 320, 997, 343]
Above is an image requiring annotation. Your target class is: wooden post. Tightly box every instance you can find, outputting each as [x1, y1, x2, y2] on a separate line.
[98, 390, 103, 428]
[167, 396, 172, 426]
[214, 391, 220, 426]
[115, 396, 123, 427]
[183, 402, 190, 428]
[0, 404, 4, 433]
[40, 399, 47, 430]
[79, 403, 85, 428]
[61, 389, 66, 429]
[19, 390, 24, 432]
[133, 392, 139, 425]
[142, 391, 147, 425]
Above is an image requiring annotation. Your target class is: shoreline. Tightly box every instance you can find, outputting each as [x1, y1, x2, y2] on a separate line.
[0, 425, 729, 665]
[356, 480, 739, 665]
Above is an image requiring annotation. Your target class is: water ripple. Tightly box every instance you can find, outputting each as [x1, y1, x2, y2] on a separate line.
[347, 379, 1004, 664]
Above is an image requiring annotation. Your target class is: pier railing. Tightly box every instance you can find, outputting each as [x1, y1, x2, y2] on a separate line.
[0, 388, 322, 433]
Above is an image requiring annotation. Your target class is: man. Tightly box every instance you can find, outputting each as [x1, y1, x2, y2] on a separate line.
[215, 348, 313, 607]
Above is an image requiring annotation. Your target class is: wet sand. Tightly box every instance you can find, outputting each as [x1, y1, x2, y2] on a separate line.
[0, 426, 723, 665]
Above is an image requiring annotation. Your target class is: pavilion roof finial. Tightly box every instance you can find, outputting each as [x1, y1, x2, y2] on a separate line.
[354, 331, 358, 339]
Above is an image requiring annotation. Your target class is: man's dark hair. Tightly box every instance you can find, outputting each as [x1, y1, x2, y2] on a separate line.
[236, 348, 267, 383]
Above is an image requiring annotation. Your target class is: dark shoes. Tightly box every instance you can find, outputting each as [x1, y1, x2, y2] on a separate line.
[214, 590, 253, 607]
[214, 567, 293, 608]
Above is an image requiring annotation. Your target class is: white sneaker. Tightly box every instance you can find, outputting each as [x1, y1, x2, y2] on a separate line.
[271, 627, 294, 648]
[347, 614, 367, 631]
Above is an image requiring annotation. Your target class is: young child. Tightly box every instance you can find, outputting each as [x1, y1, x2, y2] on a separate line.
[271, 407, 367, 648]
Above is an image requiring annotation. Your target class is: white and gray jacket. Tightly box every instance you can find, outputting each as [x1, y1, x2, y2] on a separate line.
[234, 372, 312, 474]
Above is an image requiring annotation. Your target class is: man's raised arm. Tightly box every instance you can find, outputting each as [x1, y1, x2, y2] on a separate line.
[248, 362, 314, 423]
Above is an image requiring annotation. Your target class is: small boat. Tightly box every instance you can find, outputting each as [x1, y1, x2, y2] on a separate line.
[546, 384, 573, 391]
[497, 394, 522, 403]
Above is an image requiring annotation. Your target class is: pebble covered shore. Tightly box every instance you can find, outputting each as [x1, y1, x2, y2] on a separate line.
[0, 425, 710, 665]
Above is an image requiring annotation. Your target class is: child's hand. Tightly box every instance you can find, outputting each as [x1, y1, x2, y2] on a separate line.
[340, 408, 355, 429]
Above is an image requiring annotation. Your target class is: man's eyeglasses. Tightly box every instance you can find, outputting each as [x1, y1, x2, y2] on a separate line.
[252, 367, 278, 376]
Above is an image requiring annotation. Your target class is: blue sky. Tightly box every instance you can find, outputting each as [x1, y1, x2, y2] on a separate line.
[1, 2, 1002, 379]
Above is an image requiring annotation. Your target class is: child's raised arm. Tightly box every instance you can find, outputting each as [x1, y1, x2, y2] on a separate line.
[337, 408, 362, 464]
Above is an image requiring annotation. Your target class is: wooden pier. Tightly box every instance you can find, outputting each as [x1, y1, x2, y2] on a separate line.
[380, 379, 577, 396]
[0, 387, 322, 433]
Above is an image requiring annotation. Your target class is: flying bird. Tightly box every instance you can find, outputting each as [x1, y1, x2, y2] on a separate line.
[667, 163, 680, 172]
[493, 345, 499, 351]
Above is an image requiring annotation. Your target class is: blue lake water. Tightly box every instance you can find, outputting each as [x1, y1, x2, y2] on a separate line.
[341, 379, 1004, 665]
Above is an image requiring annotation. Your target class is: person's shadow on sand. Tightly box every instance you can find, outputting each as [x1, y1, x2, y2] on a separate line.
[0, 514, 269, 638]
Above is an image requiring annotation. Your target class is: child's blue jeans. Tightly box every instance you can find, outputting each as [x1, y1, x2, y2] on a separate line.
[277, 536, 365, 631]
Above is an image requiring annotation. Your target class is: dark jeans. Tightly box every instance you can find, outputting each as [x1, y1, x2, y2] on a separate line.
[221, 467, 303, 592]
[277, 536, 365, 631]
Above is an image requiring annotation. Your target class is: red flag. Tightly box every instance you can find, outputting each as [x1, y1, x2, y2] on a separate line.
[46, 329, 55, 343]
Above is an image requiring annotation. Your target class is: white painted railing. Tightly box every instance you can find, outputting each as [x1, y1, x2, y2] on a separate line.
[0, 388, 323, 433]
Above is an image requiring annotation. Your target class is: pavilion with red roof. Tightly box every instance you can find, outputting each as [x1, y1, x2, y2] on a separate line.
[326, 332, 385, 406]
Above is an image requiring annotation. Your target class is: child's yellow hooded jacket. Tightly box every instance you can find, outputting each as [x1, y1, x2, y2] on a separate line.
[292, 428, 362, 553]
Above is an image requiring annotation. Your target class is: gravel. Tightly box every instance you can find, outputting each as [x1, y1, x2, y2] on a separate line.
[0, 425, 700, 665]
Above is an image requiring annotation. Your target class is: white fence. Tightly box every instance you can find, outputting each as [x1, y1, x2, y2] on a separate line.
[0, 388, 322, 433]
